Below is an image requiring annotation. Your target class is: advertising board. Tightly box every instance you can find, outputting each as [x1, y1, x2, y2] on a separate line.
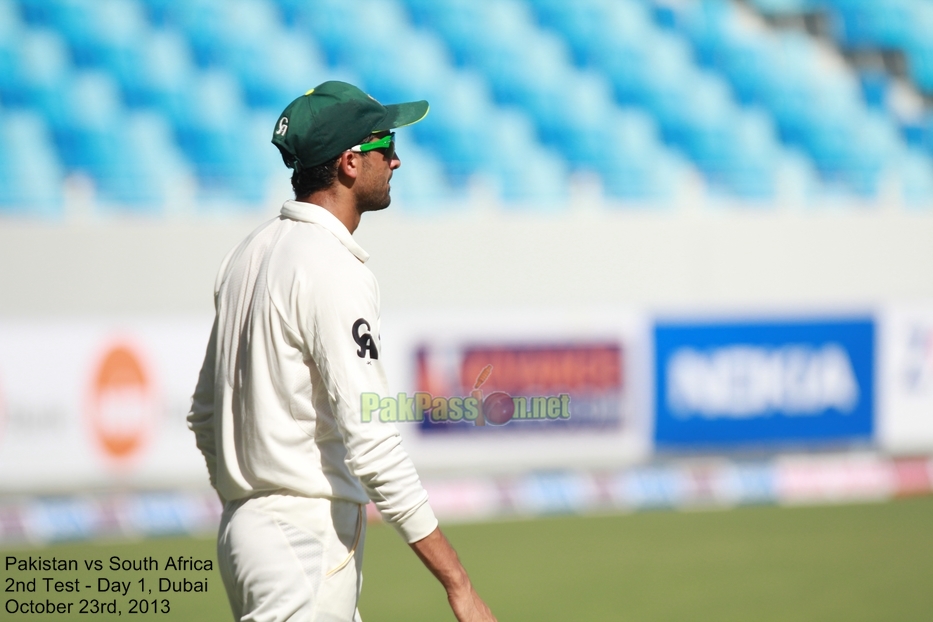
[878, 304, 933, 453]
[0, 317, 214, 492]
[383, 308, 651, 474]
[654, 317, 875, 449]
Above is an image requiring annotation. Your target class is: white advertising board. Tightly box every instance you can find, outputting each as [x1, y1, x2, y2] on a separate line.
[0, 317, 214, 493]
[879, 304, 933, 453]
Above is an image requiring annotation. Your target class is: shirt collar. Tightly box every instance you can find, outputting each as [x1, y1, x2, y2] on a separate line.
[280, 200, 370, 263]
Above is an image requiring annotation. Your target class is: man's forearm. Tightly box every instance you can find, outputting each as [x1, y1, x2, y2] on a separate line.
[409, 527, 470, 591]
[409, 527, 497, 622]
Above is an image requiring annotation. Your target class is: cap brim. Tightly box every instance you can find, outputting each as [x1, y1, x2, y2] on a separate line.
[378, 100, 430, 130]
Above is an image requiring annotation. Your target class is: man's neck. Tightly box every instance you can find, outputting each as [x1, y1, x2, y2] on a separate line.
[298, 192, 361, 234]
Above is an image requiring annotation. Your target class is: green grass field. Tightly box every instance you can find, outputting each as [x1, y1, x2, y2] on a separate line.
[2, 497, 931, 621]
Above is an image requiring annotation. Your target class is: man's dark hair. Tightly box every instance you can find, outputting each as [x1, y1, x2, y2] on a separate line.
[290, 157, 340, 199]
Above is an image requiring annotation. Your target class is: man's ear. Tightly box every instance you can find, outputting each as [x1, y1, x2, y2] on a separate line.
[337, 151, 363, 181]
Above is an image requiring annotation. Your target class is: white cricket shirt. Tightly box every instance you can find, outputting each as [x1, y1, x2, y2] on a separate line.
[188, 200, 438, 543]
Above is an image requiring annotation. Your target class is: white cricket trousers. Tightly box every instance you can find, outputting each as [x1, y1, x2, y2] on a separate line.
[217, 493, 366, 622]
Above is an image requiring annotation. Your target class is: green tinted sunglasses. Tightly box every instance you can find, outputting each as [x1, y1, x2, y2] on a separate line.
[349, 132, 395, 159]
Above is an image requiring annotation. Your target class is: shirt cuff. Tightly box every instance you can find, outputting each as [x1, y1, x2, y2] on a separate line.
[389, 500, 439, 543]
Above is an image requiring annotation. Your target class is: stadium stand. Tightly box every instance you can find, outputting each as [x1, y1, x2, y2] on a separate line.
[0, 0, 932, 215]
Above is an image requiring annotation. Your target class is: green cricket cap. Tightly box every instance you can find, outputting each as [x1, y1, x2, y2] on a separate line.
[271, 81, 429, 171]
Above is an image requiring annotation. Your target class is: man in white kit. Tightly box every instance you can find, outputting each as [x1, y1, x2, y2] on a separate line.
[187, 81, 496, 622]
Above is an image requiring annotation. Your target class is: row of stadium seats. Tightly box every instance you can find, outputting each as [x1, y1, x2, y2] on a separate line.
[749, 0, 933, 96]
[663, 0, 933, 197]
[1, 0, 932, 216]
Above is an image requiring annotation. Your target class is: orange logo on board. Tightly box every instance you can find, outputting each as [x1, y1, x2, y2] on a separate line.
[87, 343, 153, 460]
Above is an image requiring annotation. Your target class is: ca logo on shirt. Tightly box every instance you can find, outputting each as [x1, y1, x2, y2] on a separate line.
[352, 319, 379, 360]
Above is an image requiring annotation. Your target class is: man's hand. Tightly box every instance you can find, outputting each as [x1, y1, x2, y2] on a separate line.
[447, 581, 497, 622]
[409, 527, 497, 622]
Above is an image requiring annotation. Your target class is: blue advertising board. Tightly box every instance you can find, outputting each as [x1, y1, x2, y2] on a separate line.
[654, 318, 874, 449]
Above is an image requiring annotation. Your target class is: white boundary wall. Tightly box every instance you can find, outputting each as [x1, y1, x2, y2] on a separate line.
[2, 205, 933, 317]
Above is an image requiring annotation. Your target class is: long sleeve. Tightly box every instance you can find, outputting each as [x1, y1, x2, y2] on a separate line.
[187, 316, 219, 490]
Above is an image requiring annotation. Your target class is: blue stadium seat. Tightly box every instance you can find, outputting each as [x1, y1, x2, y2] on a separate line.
[857, 69, 890, 110]
[471, 27, 574, 110]
[921, 113, 933, 157]
[172, 71, 271, 204]
[774, 147, 822, 202]
[601, 156, 693, 203]
[678, 0, 739, 68]
[587, 108, 688, 202]
[652, 70, 735, 156]
[714, 109, 786, 199]
[595, 29, 693, 108]
[535, 0, 657, 71]
[529, 70, 620, 168]
[495, 147, 570, 206]
[625, 59, 701, 151]
[0, 0, 22, 33]
[825, 0, 914, 52]
[410, 71, 498, 184]
[526, 0, 616, 66]
[755, 33, 834, 146]
[906, 2, 933, 95]
[358, 0, 419, 31]
[468, 0, 540, 50]
[602, 149, 693, 203]
[46, 71, 124, 165]
[295, 0, 410, 67]
[0, 110, 65, 216]
[587, 108, 663, 177]
[796, 100, 900, 196]
[175, 0, 283, 69]
[577, 1, 659, 88]
[107, 30, 197, 114]
[15, 0, 60, 26]
[93, 112, 195, 210]
[268, 0, 307, 26]
[708, 30, 780, 106]
[348, 29, 453, 108]
[398, 0, 441, 27]
[45, 0, 150, 69]
[844, 110, 908, 196]
[478, 109, 570, 205]
[220, 30, 326, 112]
[898, 149, 933, 206]
[398, 0, 482, 66]
[196, 111, 282, 213]
[0, 3, 24, 99]
[290, 0, 354, 64]
[0, 28, 72, 111]
[135, 0, 176, 26]
[748, 0, 819, 16]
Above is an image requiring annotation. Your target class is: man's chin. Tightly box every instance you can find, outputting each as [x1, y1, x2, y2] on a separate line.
[362, 196, 392, 213]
